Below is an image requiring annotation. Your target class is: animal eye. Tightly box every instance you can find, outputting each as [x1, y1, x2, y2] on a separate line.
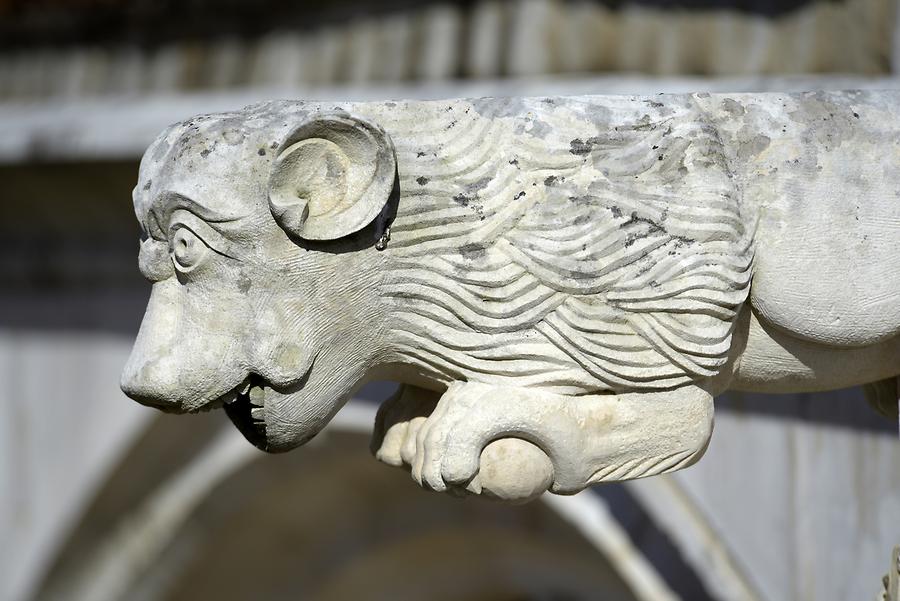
[170, 227, 210, 272]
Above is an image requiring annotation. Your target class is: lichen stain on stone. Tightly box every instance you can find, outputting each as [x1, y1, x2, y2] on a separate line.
[737, 134, 771, 163]
[468, 97, 530, 120]
[721, 98, 746, 117]
[223, 129, 245, 145]
[517, 116, 552, 139]
[789, 92, 860, 152]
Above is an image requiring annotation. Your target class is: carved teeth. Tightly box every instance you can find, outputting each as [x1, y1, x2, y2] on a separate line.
[250, 407, 265, 421]
[249, 385, 265, 407]
[223, 379, 252, 405]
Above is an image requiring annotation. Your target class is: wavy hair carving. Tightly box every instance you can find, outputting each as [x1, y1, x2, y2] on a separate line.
[379, 96, 753, 394]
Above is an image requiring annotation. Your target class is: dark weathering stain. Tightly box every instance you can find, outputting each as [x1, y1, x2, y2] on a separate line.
[572, 213, 592, 225]
[570, 137, 603, 156]
[568, 195, 593, 208]
[453, 193, 472, 207]
[620, 211, 694, 248]
[623, 212, 665, 233]
[453, 192, 486, 220]
[416, 176, 429, 185]
[459, 242, 487, 260]
[257, 147, 266, 156]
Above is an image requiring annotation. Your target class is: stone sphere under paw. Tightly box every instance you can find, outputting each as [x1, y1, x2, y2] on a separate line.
[477, 438, 553, 504]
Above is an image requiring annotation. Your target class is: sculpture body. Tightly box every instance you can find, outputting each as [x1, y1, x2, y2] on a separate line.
[121, 91, 900, 501]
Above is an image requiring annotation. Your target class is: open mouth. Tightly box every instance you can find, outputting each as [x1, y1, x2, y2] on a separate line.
[223, 374, 269, 450]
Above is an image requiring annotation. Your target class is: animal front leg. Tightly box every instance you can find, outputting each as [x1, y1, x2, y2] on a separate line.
[371, 383, 553, 502]
[410, 382, 714, 499]
[410, 382, 574, 497]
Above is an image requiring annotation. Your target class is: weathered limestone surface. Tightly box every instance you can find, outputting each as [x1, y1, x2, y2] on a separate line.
[121, 91, 900, 502]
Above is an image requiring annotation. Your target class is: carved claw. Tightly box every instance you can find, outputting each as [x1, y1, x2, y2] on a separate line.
[413, 382, 558, 500]
[412, 382, 464, 491]
[400, 416, 426, 467]
[371, 384, 436, 467]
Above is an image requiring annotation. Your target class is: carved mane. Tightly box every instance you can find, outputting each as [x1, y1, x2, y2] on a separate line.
[380, 96, 753, 394]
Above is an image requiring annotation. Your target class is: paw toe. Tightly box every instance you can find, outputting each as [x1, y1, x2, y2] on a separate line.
[374, 421, 408, 467]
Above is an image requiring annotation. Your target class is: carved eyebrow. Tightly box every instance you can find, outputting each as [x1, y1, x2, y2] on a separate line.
[144, 192, 248, 240]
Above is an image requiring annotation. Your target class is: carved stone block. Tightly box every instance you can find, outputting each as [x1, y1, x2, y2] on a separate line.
[121, 92, 900, 502]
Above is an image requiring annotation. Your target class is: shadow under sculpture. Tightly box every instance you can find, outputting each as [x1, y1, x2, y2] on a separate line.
[121, 92, 900, 503]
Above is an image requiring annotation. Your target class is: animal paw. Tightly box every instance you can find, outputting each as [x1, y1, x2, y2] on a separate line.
[410, 381, 558, 501]
[373, 381, 714, 502]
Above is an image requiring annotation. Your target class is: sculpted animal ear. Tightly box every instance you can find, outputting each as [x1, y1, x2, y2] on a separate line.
[268, 111, 397, 241]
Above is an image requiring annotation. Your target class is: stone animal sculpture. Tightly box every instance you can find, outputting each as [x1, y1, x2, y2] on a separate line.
[122, 92, 900, 502]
